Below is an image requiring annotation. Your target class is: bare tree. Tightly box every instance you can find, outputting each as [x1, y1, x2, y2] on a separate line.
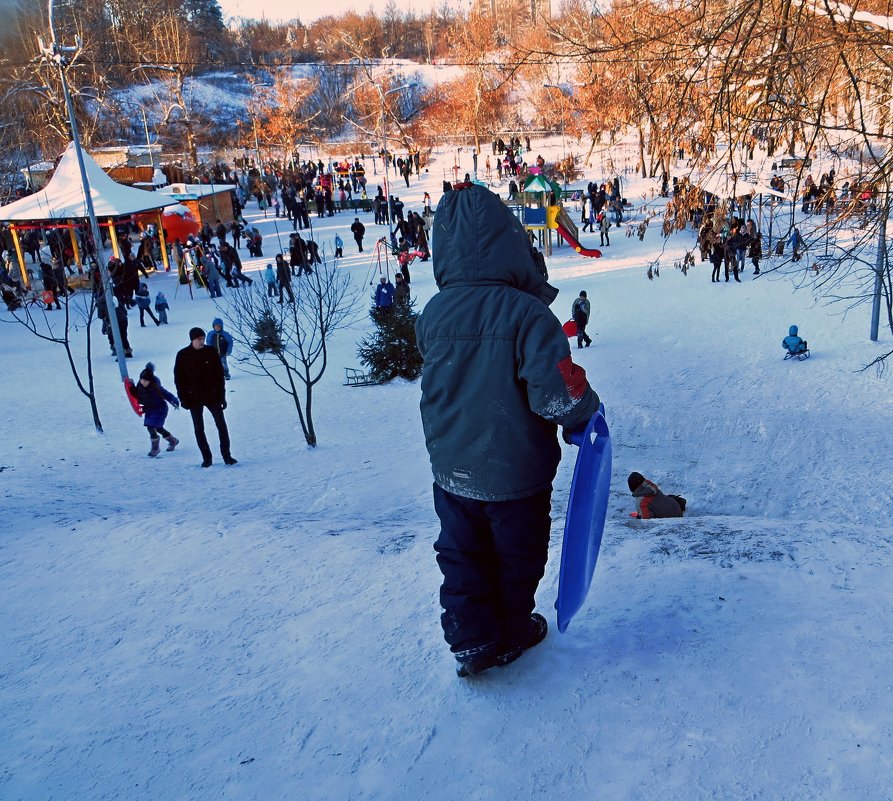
[3, 288, 105, 431]
[219, 259, 359, 447]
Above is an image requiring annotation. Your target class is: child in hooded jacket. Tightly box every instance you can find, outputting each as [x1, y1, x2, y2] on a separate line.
[263, 264, 277, 297]
[627, 472, 686, 519]
[135, 282, 160, 327]
[155, 291, 169, 324]
[782, 325, 807, 355]
[128, 363, 180, 457]
[206, 318, 234, 380]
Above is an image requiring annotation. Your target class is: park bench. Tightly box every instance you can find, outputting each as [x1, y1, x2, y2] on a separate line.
[776, 157, 812, 170]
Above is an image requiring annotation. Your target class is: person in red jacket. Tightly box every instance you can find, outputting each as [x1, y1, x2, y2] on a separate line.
[627, 472, 686, 518]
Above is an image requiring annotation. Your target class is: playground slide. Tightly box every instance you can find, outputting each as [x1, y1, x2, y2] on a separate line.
[556, 223, 602, 258]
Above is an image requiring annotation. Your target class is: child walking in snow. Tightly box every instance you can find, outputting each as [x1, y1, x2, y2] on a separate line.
[135, 282, 160, 327]
[128, 363, 180, 457]
[155, 291, 169, 324]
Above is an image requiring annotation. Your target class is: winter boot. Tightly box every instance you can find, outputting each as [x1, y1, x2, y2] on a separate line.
[148, 437, 161, 458]
[496, 613, 548, 668]
[455, 642, 499, 678]
[164, 435, 179, 452]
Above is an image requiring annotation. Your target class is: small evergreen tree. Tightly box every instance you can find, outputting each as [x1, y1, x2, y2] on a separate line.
[253, 311, 283, 354]
[357, 300, 423, 383]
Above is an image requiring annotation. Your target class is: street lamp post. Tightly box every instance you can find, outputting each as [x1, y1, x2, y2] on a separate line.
[40, 0, 129, 382]
[378, 82, 417, 246]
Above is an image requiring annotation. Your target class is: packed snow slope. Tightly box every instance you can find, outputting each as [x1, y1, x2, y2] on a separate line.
[2, 143, 892, 801]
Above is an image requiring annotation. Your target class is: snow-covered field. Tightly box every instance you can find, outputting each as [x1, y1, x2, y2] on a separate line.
[2, 143, 892, 800]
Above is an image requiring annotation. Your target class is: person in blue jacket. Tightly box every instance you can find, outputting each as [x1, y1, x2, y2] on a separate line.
[788, 227, 804, 261]
[416, 184, 601, 678]
[782, 324, 808, 355]
[374, 275, 395, 309]
[206, 317, 234, 380]
[129, 362, 180, 457]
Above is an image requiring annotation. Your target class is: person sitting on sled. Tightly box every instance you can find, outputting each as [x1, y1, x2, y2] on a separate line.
[627, 472, 686, 519]
[782, 324, 808, 356]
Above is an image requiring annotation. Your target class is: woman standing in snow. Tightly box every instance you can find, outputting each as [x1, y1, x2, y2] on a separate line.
[128, 363, 180, 457]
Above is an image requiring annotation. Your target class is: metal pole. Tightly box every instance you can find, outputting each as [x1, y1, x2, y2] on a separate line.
[43, 7, 128, 381]
[381, 92, 393, 245]
[141, 108, 153, 168]
[870, 201, 887, 342]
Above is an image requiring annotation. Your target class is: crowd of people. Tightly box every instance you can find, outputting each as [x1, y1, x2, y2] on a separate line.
[698, 215, 764, 282]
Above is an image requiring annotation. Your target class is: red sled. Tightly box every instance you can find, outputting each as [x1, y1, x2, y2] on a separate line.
[124, 378, 144, 417]
[563, 320, 577, 337]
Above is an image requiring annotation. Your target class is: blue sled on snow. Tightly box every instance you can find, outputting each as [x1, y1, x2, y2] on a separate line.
[555, 404, 612, 633]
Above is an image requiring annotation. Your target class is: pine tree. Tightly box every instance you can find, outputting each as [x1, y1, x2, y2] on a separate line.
[357, 300, 423, 383]
[253, 311, 283, 354]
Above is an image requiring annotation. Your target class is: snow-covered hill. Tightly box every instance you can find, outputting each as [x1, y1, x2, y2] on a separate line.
[2, 142, 892, 800]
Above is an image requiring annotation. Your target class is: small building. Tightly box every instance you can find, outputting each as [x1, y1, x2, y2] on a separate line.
[153, 183, 238, 228]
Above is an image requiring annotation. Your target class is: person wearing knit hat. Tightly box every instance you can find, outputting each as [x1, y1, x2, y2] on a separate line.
[127, 362, 180, 457]
[174, 328, 237, 468]
[627, 471, 686, 519]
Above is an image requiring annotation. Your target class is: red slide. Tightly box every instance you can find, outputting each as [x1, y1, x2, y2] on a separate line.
[556, 223, 602, 258]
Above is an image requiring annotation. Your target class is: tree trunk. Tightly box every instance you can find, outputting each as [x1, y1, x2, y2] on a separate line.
[638, 124, 647, 178]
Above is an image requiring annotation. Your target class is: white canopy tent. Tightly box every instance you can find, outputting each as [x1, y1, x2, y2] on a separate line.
[0, 143, 179, 284]
[692, 170, 788, 201]
[0, 143, 179, 222]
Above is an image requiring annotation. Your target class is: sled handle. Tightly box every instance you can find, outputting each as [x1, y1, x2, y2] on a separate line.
[569, 403, 607, 447]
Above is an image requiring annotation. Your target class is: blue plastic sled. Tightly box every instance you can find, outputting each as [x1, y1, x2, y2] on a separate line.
[555, 405, 612, 633]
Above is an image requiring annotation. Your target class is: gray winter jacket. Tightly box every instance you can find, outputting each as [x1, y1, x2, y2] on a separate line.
[416, 185, 600, 501]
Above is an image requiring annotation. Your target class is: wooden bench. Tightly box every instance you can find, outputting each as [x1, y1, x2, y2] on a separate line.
[344, 367, 379, 387]
[337, 199, 374, 213]
[777, 157, 812, 170]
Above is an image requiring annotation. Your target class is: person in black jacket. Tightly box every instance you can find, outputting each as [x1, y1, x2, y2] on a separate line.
[275, 254, 294, 303]
[350, 218, 365, 252]
[173, 327, 237, 467]
[724, 227, 744, 282]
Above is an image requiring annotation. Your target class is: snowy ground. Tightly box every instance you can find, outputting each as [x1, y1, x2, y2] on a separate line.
[2, 141, 892, 800]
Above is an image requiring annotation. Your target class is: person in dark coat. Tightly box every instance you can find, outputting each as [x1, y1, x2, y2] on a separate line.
[709, 235, 725, 283]
[572, 291, 592, 348]
[276, 254, 295, 303]
[394, 272, 410, 304]
[128, 362, 180, 457]
[351, 218, 366, 252]
[96, 293, 133, 357]
[173, 327, 237, 467]
[627, 472, 685, 518]
[121, 255, 142, 306]
[724, 227, 744, 282]
[305, 239, 321, 267]
[39, 260, 61, 309]
[289, 235, 308, 276]
[416, 184, 601, 678]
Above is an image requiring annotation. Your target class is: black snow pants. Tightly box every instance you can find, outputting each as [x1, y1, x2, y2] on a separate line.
[432, 483, 552, 654]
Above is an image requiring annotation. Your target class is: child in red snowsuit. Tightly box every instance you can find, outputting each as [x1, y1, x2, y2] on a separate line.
[628, 472, 686, 519]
